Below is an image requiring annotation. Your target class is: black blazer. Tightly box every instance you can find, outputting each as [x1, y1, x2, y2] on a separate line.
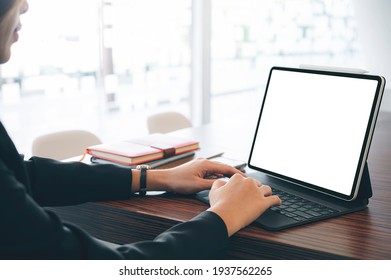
[0, 121, 228, 259]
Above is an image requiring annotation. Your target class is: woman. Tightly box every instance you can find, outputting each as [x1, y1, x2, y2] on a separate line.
[0, 0, 281, 259]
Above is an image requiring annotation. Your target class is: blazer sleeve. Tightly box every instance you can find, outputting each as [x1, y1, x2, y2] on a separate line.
[1, 158, 228, 259]
[66, 210, 229, 260]
[115, 211, 228, 259]
[24, 157, 133, 206]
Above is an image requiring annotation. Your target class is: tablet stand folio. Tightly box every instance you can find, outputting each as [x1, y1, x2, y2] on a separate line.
[355, 161, 373, 204]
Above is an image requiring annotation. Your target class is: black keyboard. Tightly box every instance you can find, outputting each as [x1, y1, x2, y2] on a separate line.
[270, 188, 338, 222]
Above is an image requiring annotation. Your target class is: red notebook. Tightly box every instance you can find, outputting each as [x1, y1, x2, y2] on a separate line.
[86, 133, 199, 166]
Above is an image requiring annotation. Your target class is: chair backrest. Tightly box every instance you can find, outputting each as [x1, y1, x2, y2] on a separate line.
[147, 112, 192, 134]
[32, 130, 102, 160]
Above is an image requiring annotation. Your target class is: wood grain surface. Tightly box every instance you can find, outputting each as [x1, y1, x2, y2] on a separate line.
[50, 111, 391, 259]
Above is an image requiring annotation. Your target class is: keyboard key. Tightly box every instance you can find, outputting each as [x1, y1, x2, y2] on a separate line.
[284, 212, 297, 218]
[307, 210, 322, 217]
[268, 188, 338, 221]
[284, 207, 297, 212]
[294, 211, 314, 219]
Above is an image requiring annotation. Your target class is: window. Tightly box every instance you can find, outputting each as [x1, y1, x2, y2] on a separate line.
[102, 0, 192, 110]
[0, 0, 360, 156]
[210, 0, 360, 125]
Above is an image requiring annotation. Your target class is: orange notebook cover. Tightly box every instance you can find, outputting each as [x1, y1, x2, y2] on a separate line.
[86, 133, 199, 166]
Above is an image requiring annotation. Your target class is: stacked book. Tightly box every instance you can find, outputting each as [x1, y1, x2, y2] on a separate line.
[86, 133, 200, 168]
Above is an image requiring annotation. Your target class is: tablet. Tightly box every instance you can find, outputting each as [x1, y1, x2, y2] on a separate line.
[248, 67, 386, 201]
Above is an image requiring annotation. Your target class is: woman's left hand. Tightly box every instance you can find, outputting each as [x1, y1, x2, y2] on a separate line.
[158, 158, 246, 194]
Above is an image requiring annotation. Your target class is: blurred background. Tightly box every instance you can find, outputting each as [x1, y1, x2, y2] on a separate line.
[0, 0, 390, 157]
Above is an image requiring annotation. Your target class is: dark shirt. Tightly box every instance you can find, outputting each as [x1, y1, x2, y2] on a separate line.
[0, 121, 228, 259]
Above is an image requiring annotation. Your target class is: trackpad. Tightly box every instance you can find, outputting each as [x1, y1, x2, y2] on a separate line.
[254, 210, 295, 231]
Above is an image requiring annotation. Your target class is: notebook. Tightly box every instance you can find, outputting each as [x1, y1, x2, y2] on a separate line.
[196, 66, 386, 231]
[86, 133, 199, 166]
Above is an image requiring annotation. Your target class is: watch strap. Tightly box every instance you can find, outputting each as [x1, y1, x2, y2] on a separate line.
[136, 165, 149, 197]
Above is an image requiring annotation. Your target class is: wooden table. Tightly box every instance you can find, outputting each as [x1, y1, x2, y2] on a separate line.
[51, 111, 391, 259]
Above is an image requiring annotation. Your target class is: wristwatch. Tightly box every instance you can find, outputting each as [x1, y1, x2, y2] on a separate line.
[136, 164, 150, 197]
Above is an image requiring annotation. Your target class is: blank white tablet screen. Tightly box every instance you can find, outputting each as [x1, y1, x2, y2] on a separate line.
[250, 69, 378, 196]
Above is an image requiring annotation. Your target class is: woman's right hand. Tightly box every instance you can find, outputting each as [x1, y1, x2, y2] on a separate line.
[207, 174, 281, 237]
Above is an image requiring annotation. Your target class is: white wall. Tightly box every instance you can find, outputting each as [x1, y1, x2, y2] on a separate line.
[353, 0, 391, 78]
[353, 0, 391, 111]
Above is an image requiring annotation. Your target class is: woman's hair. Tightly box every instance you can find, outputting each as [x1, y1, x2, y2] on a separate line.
[0, 0, 15, 20]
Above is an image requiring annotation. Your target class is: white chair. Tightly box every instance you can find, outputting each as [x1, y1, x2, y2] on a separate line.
[147, 111, 192, 134]
[32, 130, 102, 160]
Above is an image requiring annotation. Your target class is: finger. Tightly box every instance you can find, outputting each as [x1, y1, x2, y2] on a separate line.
[228, 172, 247, 182]
[253, 179, 263, 188]
[204, 173, 224, 179]
[210, 178, 227, 191]
[259, 185, 272, 196]
[207, 160, 247, 177]
[266, 195, 282, 207]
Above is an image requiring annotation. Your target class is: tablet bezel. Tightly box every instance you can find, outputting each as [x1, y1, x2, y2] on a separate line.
[248, 66, 385, 201]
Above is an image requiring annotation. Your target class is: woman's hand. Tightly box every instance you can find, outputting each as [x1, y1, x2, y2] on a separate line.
[146, 158, 245, 194]
[144, 159, 281, 236]
[164, 158, 246, 194]
[208, 174, 281, 236]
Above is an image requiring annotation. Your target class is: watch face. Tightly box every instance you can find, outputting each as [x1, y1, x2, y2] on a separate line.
[136, 164, 150, 169]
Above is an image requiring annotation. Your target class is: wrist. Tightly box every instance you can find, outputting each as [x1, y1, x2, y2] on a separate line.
[207, 204, 241, 237]
[132, 169, 171, 193]
[147, 169, 170, 191]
